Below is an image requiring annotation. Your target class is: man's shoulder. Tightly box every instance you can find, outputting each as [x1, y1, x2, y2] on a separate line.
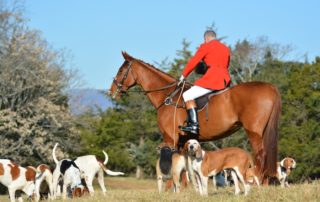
[211, 40, 229, 51]
[211, 40, 227, 46]
[199, 40, 229, 51]
[198, 42, 207, 49]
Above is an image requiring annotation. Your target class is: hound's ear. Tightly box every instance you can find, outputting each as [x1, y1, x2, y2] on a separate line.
[195, 144, 203, 159]
[157, 142, 166, 151]
[156, 145, 161, 154]
[280, 158, 286, 167]
[292, 159, 297, 168]
[122, 51, 133, 61]
[183, 141, 189, 153]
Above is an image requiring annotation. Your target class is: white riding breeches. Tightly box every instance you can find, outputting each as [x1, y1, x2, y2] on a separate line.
[182, 86, 212, 101]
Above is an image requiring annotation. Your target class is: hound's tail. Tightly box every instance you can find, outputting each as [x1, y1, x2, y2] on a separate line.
[27, 166, 40, 174]
[52, 143, 59, 165]
[98, 162, 124, 176]
[102, 150, 109, 165]
[27, 166, 44, 181]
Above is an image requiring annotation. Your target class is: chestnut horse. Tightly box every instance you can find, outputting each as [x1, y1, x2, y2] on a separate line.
[109, 52, 281, 180]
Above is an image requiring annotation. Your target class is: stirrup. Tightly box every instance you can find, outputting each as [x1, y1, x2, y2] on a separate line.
[179, 124, 199, 135]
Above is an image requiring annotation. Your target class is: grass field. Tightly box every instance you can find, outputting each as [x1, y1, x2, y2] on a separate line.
[0, 177, 319, 202]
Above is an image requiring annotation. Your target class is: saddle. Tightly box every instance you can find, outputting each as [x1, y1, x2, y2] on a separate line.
[195, 87, 230, 112]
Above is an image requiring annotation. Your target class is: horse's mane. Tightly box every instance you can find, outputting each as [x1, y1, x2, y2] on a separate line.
[138, 60, 176, 79]
[122, 51, 176, 81]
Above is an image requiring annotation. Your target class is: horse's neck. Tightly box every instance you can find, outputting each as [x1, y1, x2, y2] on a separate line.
[133, 62, 175, 108]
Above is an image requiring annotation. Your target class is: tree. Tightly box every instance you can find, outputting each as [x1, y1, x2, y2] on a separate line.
[278, 59, 320, 181]
[230, 36, 294, 84]
[0, 0, 80, 166]
[78, 90, 162, 177]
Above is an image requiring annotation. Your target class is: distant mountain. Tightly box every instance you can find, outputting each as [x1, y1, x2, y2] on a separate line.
[67, 89, 113, 115]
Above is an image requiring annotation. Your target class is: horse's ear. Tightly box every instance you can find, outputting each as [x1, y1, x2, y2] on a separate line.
[122, 51, 133, 61]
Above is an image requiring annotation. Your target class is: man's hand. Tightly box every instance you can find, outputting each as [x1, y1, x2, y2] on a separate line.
[177, 75, 185, 86]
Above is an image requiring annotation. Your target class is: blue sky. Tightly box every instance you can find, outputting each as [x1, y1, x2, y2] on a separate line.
[25, 0, 320, 89]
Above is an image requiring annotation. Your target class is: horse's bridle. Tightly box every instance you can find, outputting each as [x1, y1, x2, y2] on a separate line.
[111, 61, 185, 109]
[112, 61, 133, 98]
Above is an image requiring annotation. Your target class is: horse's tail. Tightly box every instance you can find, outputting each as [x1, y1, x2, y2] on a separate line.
[262, 86, 281, 177]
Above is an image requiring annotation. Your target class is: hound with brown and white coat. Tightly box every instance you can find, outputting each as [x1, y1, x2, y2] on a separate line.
[276, 157, 296, 187]
[52, 143, 124, 198]
[156, 144, 187, 193]
[0, 159, 36, 202]
[212, 164, 260, 188]
[33, 164, 54, 201]
[245, 165, 260, 186]
[185, 139, 252, 196]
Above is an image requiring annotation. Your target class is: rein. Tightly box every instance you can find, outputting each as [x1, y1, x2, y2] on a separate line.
[155, 85, 186, 110]
[173, 81, 185, 147]
[112, 61, 178, 96]
[123, 83, 186, 110]
[127, 81, 178, 95]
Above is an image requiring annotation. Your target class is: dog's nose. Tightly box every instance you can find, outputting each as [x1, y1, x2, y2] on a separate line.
[190, 145, 194, 150]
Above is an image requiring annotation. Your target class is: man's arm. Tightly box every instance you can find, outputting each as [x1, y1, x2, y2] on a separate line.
[182, 44, 207, 78]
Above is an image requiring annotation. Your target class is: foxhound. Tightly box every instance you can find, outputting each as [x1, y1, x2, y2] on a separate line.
[0, 159, 36, 202]
[156, 144, 187, 193]
[276, 157, 296, 187]
[52, 144, 87, 199]
[185, 139, 252, 196]
[245, 165, 260, 186]
[32, 164, 54, 201]
[52, 143, 124, 198]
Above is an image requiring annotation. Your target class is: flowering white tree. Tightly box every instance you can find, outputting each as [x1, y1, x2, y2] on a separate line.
[0, 0, 80, 165]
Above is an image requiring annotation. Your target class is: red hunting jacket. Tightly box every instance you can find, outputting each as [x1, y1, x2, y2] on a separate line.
[182, 40, 231, 90]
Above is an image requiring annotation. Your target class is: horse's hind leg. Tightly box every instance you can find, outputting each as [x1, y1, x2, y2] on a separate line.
[245, 130, 264, 179]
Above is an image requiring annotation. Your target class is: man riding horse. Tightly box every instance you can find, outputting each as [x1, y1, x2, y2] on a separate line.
[178, 30, 231, 135]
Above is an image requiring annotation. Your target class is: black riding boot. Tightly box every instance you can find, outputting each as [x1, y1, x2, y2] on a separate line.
[179, 108, 199, 135]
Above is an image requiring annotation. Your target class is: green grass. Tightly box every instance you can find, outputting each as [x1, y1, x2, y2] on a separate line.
[1, 177, 319, 202]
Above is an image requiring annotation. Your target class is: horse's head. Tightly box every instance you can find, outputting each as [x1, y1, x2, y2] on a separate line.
[109, 51, 137, 99]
